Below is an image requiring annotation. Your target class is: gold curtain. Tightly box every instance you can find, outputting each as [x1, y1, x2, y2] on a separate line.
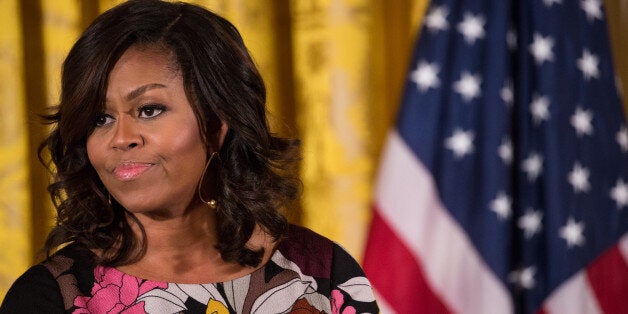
[1, 0, 626, 299]
[0, 0, 30, 297]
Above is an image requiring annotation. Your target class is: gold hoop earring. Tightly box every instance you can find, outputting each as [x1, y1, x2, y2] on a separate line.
[198, 151, 218, 209]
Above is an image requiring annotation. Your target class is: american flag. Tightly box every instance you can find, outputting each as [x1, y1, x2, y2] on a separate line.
[363, 0, 628, 313]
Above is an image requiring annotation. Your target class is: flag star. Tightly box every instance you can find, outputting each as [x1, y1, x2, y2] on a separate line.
[522, 153, 543, 181]
[457, 12, 486, 45]
[568, 162, 591, 193]
[570, 107, 594, 137]
[410, 61, 440, 92]
[610, 178, 628, 209]
[617, 126, 628, 152]
[581, 0, 603, 22]
[530, 94, 551, 125]
[509, 266, 536, 290]
[501, 79, 514, 108]
[518, 209, 543, 239]
[498, 137, 513, 165]
[445, 129, 475, 159]
[577, 49, 600, 80]
[529, 33, 555, 65]
[559, 217, 585, 248]
[453, 72, 482, 102]
[424, 5, 449, 33]
[543, 0, 563, 6]
[490, 192, 512, 220]
[507, 29, 517, 51]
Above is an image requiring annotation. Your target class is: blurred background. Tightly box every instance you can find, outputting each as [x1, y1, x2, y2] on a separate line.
[0, 0, 627, 300]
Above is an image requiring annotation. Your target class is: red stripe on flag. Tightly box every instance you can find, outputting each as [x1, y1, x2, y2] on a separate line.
[363, 208, 451, 314]
[586, 245, 628, 314]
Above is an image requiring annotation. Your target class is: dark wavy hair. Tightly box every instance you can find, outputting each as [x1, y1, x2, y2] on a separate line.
[39, 0, 300, 267]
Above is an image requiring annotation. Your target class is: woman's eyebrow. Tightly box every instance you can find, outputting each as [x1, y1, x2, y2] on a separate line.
[125, 83, 167, 101]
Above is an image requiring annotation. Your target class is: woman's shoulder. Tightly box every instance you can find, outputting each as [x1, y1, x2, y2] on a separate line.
[274, 224, 380, 313]
[0, 244, 92, 314]
[280, 224, 335, 253]
[276, 224, 362, 279]
[0, 264, 65, 313]
[276, 224, 336, 275]
[29, 242, 96, 311]
[42, 242, 95, 272]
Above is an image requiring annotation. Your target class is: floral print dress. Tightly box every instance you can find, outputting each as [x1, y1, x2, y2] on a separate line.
[1, 225, 379, 314]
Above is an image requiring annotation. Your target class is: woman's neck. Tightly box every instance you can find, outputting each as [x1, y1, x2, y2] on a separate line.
[115, 203, 275, 284]
[133, 202, 217, 251]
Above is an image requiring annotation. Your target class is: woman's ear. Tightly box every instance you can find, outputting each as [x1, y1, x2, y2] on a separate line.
[216, 121, 229, 149]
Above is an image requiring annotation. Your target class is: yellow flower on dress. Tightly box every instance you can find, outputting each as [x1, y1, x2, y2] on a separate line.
[206, 299, 230, 314]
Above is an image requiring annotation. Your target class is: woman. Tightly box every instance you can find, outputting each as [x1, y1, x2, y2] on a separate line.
[0, 0, 379, 313]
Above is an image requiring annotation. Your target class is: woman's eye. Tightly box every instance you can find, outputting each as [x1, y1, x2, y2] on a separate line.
[138, 104, 166, 118]
[95, 114, 114, 127]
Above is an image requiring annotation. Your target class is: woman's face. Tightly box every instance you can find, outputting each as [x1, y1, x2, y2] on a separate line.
[87, 46, 207, 216]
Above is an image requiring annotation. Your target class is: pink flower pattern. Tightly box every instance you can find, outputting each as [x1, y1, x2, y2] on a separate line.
[73, 266, 166, 314]
[330, 289, 356, 314]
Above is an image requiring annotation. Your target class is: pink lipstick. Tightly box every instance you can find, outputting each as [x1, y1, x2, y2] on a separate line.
[113, 162, 152, 181]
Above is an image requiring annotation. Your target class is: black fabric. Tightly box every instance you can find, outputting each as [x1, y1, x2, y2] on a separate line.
[330, 244, 379, 313]
[0, 265, 65, 314]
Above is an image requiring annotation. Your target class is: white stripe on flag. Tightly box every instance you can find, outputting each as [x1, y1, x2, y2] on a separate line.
[374, 130, 512, 314]
[373, 288, 396, 314]
[543, 270, 602, 314]
[619, 233, 628, 263]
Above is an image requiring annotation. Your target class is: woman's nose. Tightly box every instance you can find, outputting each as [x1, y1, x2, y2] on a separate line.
[111, 117, 143, 150]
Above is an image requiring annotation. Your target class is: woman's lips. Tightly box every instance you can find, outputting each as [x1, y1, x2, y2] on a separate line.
[113, 162, 153, 181]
